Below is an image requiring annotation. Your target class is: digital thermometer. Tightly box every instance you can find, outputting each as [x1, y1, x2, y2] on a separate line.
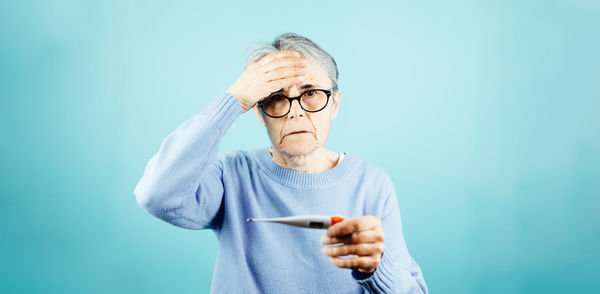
[247, 215, 345, 229]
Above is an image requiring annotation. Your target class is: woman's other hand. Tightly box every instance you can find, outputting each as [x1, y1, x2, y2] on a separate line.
[321, 215, 385, 274]
[227, 50, 308, 112]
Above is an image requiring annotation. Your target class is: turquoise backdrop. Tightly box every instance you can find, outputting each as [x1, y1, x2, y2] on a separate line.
[1, 0, 599, 293]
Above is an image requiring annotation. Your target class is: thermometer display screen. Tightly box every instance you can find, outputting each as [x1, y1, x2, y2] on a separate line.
[308, 222, 324, 228]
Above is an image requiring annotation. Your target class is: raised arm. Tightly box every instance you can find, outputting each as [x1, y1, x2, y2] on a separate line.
[133, 50, 308, 230]
[133, 92, 243, 230]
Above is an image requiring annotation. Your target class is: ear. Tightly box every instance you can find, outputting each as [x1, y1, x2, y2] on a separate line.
[253, 105, 266, 127]
[330, 90, 341, 120]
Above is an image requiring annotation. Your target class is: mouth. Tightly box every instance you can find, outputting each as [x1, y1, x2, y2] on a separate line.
[279, 129, 318, 144]
[285, 131, 312, 136]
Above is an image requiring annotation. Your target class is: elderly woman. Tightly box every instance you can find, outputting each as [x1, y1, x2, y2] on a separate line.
[134, 33, 428, 293]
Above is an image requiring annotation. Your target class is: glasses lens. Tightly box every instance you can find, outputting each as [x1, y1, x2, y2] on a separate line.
[300, 90, 328, 111]
[262, 95, 289, 117]
[262, 90, 329, 117]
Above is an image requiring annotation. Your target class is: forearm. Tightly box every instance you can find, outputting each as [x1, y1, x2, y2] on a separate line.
[353, 177, 428, 293]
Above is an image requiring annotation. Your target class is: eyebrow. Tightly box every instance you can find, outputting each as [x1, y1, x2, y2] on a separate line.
[272, 84, 318, 94]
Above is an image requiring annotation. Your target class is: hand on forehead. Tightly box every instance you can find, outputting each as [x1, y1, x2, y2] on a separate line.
[258, 50, 304, 65]
[257, 50, 330, 96]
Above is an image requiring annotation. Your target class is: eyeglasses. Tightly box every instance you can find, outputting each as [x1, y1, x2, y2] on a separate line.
[257, 89, 334, 118]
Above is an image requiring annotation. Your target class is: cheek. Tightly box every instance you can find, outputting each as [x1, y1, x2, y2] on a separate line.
[308, 114, 331, 136]
[265, 120, 284, 137]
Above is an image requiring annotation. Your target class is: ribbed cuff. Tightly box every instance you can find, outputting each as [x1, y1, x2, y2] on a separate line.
[352, 250, 395, 293]
[202, 92, 244, 133]
[352, 269, 375, 280]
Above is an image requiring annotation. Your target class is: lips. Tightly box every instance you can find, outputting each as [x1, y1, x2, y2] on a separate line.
[285, 130, 312, 137]
[279, 129, 316, 144]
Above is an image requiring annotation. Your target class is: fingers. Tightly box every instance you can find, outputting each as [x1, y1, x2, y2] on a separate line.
[330, 256, 380, 271]
[321, 216, 384, 272]
[258, 50, 301, 66]
[322, 243, 383, 257]
[231, 50, 306, 108]
[321, 228, 385, 245]
[255, 51, 307, 93]
[266, 75, 306, 90]
[261, 57, 307, 74]
[327, 215, 381, 238]
[264, 66, 307, 82]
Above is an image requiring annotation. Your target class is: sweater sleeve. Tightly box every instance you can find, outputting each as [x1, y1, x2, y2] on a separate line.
[351, 176, 428, 294]
[133, 92, 243, 230]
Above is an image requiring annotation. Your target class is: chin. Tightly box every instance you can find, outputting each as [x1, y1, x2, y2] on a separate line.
[278, 139, 319, 156]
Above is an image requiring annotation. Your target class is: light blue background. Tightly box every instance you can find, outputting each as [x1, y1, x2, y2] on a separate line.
[1, 0, 599, 293]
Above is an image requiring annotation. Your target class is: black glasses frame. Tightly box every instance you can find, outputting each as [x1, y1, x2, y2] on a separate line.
[257, 89, 334, 118]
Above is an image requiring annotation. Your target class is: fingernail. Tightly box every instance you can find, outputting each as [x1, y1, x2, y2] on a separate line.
[321, 236, 328, 243]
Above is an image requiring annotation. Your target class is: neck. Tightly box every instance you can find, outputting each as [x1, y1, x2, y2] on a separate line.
[269, 146, 340, 173]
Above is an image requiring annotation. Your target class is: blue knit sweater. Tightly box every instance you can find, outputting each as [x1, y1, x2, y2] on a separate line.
[133, 92, 428, 293]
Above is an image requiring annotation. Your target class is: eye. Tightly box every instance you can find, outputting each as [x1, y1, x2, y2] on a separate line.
[268, 95, 286, 101]
[304, 90, 316, 96]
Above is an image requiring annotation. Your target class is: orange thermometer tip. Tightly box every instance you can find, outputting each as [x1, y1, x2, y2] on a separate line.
[330, 216, 345, 225]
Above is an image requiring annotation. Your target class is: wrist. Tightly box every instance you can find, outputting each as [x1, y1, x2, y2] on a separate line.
[226, 90, 251, 113]
[352, 268, 375, 280]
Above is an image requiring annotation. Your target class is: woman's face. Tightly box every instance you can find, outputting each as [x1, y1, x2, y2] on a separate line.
[253, 56, 341, 156]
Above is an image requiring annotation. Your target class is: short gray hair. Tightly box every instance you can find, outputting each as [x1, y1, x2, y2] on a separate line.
[246, 32, 339, 91]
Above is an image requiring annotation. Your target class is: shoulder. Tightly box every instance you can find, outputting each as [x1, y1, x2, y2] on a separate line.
[348, 155, 393, 185]
[216, 149, 260, 170]
[345, 155, 397, 217]
[344, 154, 395, 198]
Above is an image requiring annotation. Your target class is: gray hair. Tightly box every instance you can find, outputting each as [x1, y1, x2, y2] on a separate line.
[246, 32, 339, 91]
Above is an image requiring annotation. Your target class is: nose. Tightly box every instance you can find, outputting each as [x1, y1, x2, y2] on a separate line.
[286, 85, 305, 119]
[287, 98, 305, 118]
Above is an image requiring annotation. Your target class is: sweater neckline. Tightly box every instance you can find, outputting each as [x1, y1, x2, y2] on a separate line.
[253, 148, 360, 190]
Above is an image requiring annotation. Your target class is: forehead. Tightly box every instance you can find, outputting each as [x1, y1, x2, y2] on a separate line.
[273, 56, 331, 94]
[303, 56, 329, 80]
